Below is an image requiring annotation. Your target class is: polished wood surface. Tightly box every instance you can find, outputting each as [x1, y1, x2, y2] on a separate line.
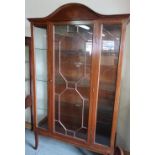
[47, 23, 53, 132]
[28, 3, 129, 22]
[29, 3, 129, 155]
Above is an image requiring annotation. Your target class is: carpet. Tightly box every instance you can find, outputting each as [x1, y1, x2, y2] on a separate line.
[25, 129, 100, 155]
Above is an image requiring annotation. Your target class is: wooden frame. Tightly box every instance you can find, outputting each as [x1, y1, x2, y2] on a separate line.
[28, 3, 129, 155]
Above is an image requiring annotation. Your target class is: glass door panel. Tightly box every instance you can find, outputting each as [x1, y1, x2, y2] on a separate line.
[95, 24, 121, 146]
[54, 24, 93, 140]
[33, 25, 48, 129]
[25, 39, 31, 122]
[25, 44, 30, 96]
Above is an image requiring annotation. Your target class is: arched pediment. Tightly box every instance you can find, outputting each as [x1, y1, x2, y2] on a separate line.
[28, 3, 129, 22]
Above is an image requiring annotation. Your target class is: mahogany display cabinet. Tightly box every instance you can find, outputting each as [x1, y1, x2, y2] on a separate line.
[28, 3, 129, 155]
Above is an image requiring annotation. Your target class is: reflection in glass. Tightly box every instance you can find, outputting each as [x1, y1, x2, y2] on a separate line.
[54, 24, 93, 140]
[95, 25, 121, 146]
[34, 26, 48, 129]
[25, 46, 30, 95]
[25, 62, 30, 80]
[25, 43, 31, 123]
[25, 46, 29, 62]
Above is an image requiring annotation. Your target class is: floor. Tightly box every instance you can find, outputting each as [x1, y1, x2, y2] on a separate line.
[25, 129, 100, 155]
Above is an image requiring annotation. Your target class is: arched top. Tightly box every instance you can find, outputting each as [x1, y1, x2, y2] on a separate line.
[28, 3, 129, 22]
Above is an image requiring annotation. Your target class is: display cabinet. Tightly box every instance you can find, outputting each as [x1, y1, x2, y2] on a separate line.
[28, 3, 129, 155]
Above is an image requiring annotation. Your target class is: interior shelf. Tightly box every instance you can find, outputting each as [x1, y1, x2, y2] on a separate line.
[26, 79, 48, 82]
[36, 79, 48, 82]
[35, 48, 47, 51]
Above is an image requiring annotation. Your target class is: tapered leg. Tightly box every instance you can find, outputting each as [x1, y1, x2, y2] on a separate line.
[34, 130, 38, 149]
[114, 147, 124, 155]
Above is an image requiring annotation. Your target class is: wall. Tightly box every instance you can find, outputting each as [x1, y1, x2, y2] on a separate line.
[25, 0, 130, 151]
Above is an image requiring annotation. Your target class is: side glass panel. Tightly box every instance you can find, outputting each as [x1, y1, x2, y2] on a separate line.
[25, 40, 31, 122]
[54, 24, 93, 141]
[25, 44, 30, 96]
[95, 25, 121, 146]
[33, 26, 48, 129]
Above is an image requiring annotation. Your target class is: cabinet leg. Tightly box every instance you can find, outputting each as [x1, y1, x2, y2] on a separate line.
[114, 147, 124, 155]
[34, 130, 38, 149]
[103, 147, 124, 155]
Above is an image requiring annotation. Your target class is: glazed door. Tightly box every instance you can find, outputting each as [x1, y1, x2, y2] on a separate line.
[53, 23, 93, 141]
[94, 24, 122, 146]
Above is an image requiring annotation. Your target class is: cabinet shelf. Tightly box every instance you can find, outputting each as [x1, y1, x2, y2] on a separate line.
[55, 49, 91, 54]
[35, 48, 47, 51]
[26, 79, 48, 82]
[36, 79, 47, 82]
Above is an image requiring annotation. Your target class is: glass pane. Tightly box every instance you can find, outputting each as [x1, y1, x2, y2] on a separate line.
[34, 26, 48, 129]
[25, 45, 30, 97]
[25, 46, 29, 62]
[25, 62, 30, 80]
[54, 24, 93, 140]
[95, 25, 121, 146]
[25, 80, 30, 96]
